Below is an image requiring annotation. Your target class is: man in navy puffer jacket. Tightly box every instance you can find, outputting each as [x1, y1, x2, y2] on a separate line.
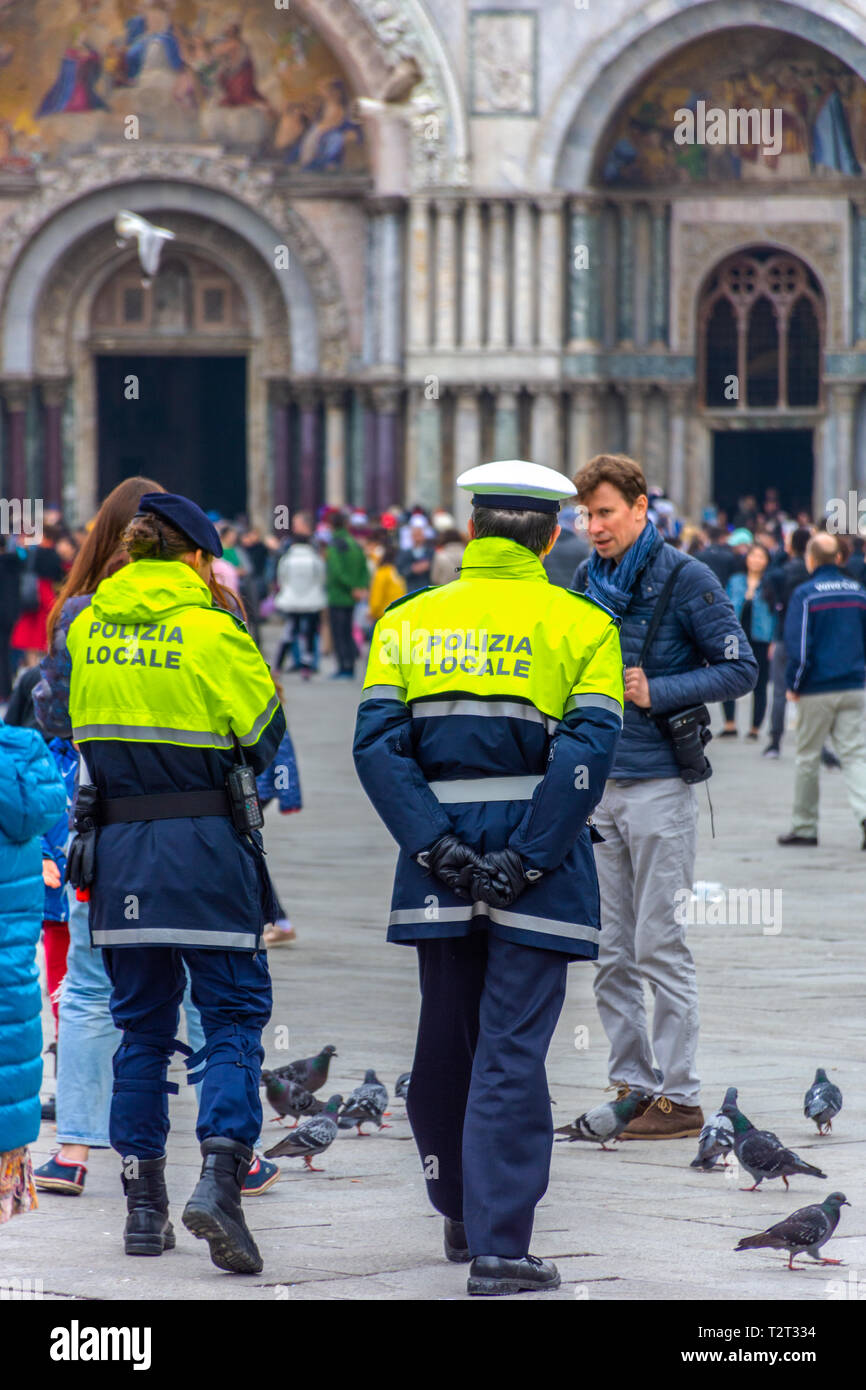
[0, 716, 67, 1218]
[573, 455, 757, 1139]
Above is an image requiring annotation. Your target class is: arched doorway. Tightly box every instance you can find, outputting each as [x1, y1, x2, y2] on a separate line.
[91, 250, 251, 518]
[699, 248, 825, 517]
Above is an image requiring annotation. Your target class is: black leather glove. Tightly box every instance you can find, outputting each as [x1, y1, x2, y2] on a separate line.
[415, 833, 485, 901]
[65, 785, 99, 890]
[470, 847, 543, 909]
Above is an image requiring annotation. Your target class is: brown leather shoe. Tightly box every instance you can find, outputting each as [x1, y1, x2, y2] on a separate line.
[618, 1095, 704, 1139]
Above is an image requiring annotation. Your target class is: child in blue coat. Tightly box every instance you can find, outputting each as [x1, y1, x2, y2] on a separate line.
[257, 685, 302, 948]
[0, 717, 67, 1222]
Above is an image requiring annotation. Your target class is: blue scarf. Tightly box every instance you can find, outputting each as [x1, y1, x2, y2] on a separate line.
[585, 520, 660, 617]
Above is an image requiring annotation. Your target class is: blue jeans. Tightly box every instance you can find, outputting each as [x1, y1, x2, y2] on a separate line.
[102, 946, 272, 1160]
[56, 890, 206, 1147]
[56, 892, 118, 1147]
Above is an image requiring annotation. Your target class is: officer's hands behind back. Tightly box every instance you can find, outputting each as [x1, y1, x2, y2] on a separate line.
[416, 836, 542, 908]
[416, 833, 486, 901]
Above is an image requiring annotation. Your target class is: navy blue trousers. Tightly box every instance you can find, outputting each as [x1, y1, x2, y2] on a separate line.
[102, 947, 272, 1161]
[406, 932, 568, 1259]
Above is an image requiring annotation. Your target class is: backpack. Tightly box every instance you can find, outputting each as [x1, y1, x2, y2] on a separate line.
[19, 549, 40, 614]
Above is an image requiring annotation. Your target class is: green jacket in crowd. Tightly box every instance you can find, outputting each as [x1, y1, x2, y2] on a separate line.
[326, 527, 369, 608]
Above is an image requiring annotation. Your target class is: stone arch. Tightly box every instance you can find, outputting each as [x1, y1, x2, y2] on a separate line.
[532, 0, 866, 190]
[0, 150, 351, 376]
[34, 211, 293, 379]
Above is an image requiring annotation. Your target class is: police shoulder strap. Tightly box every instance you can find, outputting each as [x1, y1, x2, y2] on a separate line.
[637, 554, 690, 669]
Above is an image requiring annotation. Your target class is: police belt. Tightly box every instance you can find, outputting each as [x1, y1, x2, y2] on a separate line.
[97, 790, 232, 825]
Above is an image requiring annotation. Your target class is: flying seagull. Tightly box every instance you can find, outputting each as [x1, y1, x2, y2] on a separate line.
[114, 210, 176, 283]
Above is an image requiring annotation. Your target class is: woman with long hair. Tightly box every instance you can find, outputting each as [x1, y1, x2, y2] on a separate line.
[32, 478, 168, 1199]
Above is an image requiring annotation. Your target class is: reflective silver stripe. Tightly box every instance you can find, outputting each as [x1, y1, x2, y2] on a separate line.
[91, 928, 259, 948]
[360, 684, 407, 703]
[237, 691, 281, 746]
[389, 901, 600, 942]
[74, 722, 233, 748]
[428, 775, 543, 802]
[565, 692, 624, 722]
[411, 698, 559, 735]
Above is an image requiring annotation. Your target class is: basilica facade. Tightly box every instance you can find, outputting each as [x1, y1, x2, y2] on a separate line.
[1, 0, 865, 527]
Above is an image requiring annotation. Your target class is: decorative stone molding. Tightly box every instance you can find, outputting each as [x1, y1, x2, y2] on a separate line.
[352, 0, 468, 186]
[0, 148, 350, 374]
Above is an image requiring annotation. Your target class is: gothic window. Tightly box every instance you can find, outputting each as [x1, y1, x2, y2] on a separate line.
[699, 250, 824, 410]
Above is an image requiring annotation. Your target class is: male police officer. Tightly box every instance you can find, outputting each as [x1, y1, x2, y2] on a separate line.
[353, 460, 623, 1296]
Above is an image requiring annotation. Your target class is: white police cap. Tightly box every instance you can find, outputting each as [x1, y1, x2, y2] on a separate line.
[457, 459, 577, 514]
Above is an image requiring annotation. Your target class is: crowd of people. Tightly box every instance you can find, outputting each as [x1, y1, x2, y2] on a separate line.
[1, 462, 865, 1293]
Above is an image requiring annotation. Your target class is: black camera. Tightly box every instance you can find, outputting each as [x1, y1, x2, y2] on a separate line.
[660, 704, 713, 784]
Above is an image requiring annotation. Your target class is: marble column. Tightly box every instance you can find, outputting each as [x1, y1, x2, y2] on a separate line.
[649, 201, 669, 348]
[323, 387, 347, 507]
[513, 200, 534, 348]
[296, 387, 321, 517]
[493, 388, 520, 460]
[363, 393, 378, 512]
[617, 203, 635, 347]
[40, 379, 68, 508]
[529, 388, 559, 468]
[624, 383, 649, 462]
[828, 382, 859, 499]
[413, 391, 442, 510]
[453, 388, 481, 526]
[568, 196, 601, 348]
[377, 198, 404, 369]
[271, 380, 292, 516]
[434, 198, 458, 351]
[852, 197, 866, 346]
[568, 384, 597, 475]
[1, 382, 29, 500]
[362, 212, 380, 366]
[537, 196, 563, 351]
[372, 384, 402, 511]
[461, 199, 482, 349]
[487, 202, 509, 348]
[407, 197, 431, 351]
[667, 385, 691, 511]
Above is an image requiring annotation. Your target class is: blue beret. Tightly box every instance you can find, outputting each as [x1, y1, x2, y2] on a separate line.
[136, 493, 223, 558]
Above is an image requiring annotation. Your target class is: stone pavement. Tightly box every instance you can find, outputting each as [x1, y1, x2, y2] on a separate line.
[4, 667, 865, 1301]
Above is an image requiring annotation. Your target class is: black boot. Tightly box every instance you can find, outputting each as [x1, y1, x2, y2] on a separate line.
[443, 1218, 471, 1263]
[121, 1155, 175, 1257]
[182, 1137, 262, 1274]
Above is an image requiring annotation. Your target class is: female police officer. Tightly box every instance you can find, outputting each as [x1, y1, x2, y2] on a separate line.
[64, 492, 285, 1273]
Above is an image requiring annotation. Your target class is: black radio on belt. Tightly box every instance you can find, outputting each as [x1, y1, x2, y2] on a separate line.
[226, 741, 265, 833]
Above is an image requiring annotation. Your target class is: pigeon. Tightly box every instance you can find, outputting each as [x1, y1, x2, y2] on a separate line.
[395, 1072, 411, 1100]
[722, 1100, 827, 1191]
[690, 1086, 737, 1170]
[264, 1095, 342, 1171]
[272, 1045, 338, 1093]
[736, 1193, 849, 1270]
[555, 1091, 643, 1148]
[803, 1068, 843, 1135]
[261, 1071, 324, 1128]
[338, 1070, 390, 1135]
[114, 211, 176, 282]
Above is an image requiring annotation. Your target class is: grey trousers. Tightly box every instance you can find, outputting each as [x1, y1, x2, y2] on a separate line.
[592, 778, 700, 1106]
[790, 687, 866, 837]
